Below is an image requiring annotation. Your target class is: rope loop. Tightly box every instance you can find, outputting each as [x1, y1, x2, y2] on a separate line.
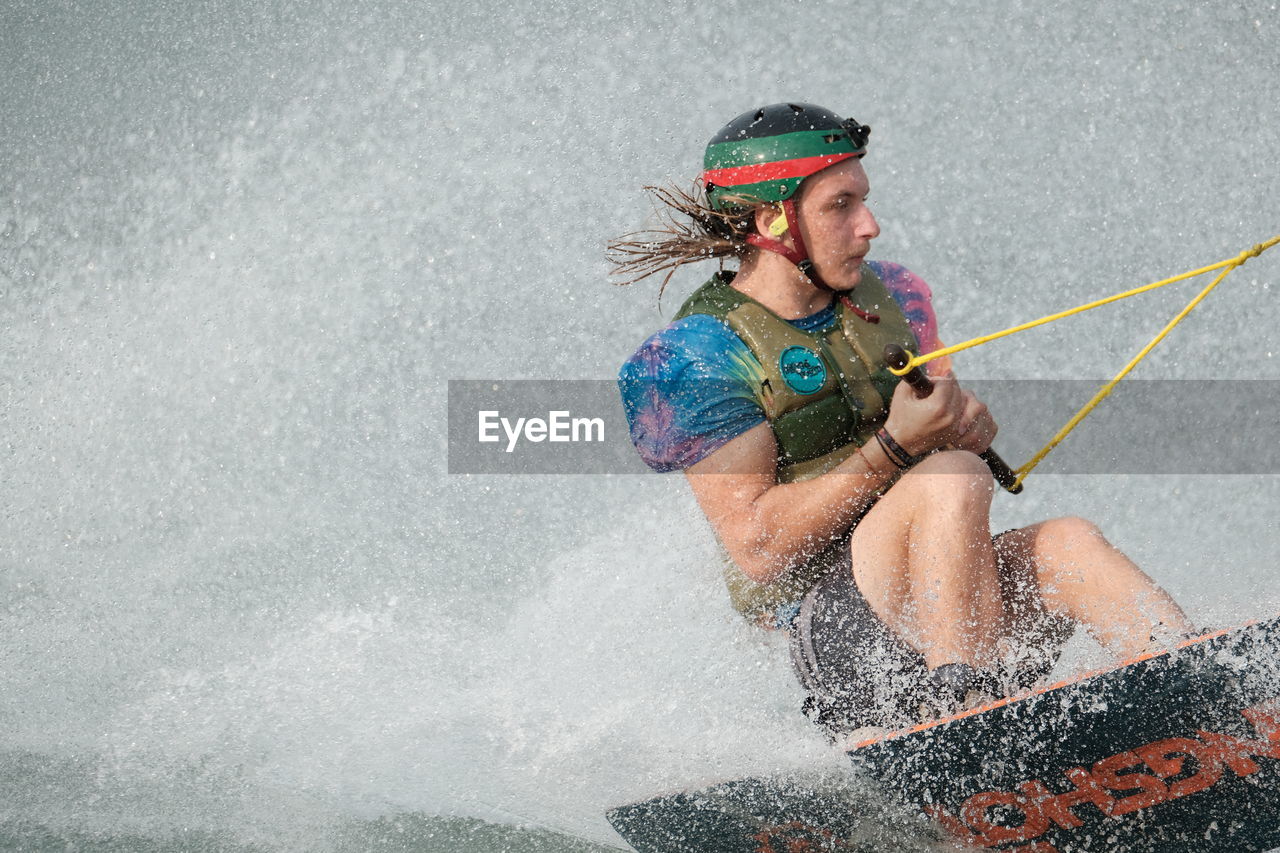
[1238, 240, 1270, 264]
[892, 235, 1279, 487]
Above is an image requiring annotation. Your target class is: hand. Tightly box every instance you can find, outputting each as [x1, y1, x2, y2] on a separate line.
[882, 371, 967, 456]
[951, 389, 998, 454]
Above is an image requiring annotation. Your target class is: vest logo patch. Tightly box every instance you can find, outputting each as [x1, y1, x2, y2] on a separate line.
[779, 346, 826, 395]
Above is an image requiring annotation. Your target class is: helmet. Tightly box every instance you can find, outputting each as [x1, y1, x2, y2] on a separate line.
[702, 103, 870, 213]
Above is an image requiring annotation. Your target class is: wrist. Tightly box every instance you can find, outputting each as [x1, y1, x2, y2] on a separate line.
[882, 418, 924, 458]
[876, 427, 924, 470]
[858, 436, 900, 479]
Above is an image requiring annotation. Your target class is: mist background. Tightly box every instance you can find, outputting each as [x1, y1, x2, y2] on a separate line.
[3, 1, 1279, 849]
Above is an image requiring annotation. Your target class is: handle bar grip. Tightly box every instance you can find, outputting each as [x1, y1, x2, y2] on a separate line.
[883, 344, 1023, 495]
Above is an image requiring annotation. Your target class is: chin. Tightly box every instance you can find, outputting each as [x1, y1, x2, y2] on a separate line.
[831, 268, 863, 290]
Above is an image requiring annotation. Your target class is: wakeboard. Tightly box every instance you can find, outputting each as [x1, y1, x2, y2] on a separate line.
[607, 615, 1280, 852]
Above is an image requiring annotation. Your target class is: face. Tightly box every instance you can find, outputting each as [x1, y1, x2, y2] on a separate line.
[794, 158, 880, 291]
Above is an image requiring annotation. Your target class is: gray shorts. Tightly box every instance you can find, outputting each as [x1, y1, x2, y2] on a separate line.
[787, 533, 1062, 738]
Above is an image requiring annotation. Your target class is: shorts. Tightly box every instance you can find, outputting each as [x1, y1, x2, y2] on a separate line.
[787, 532, 1063, 739]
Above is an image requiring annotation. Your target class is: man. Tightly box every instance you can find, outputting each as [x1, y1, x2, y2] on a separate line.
[613, 103, 1192, 739]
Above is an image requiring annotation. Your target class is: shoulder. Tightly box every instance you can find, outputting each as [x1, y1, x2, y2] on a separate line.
[617, 314, 767, 473]
[864, 260, 944, 354]
[619, 313, 754, 382]
[865, 260, 935, 307]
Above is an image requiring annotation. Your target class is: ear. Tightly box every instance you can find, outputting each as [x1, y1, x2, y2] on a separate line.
[753, 204, 788, 238]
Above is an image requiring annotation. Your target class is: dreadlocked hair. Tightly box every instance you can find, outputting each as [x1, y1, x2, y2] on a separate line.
[607, 183, 761, 300]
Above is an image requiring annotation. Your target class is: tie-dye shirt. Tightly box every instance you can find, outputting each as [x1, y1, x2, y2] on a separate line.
[618, 260, 944, 473]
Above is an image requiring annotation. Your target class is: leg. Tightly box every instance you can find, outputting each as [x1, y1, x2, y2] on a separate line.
[849, 450, 1010, 670]
[993, 517, 1195, 659]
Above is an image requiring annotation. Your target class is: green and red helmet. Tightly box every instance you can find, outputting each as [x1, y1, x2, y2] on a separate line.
[701, 103, 870, 290]
[702, 103, 870, 213]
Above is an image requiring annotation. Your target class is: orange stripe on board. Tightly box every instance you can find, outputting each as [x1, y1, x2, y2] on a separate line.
[848, 616, 1269, 752]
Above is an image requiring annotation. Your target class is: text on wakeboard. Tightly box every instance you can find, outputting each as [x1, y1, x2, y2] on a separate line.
[926, 699, 1280, 849]
[749, 699, 1280, 853]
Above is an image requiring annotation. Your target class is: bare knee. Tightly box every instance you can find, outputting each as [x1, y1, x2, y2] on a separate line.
[913, 449, 989, 477]
[904, 451, 994, 505]
[1035, 516, 1107, 554]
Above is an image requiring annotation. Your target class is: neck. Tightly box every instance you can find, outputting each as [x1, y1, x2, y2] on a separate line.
[732, 252, 833, 319]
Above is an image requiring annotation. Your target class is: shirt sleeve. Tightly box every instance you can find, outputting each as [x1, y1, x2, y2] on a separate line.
[618, 314, 767, 472]
[868, 260, 952, 374]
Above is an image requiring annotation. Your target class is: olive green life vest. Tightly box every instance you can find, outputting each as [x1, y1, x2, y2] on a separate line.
[675, 266, 920, 620]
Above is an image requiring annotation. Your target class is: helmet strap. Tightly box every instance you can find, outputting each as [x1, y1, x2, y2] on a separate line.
[744, 199, 836, 292]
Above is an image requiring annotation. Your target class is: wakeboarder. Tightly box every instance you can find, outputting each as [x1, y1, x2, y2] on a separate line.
[612, 102, 1195, 740]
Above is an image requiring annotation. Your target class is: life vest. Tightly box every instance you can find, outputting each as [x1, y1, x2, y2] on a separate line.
[674, 266, 920, 620]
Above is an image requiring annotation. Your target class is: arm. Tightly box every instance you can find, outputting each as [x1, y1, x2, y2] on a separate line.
[683, 421, 898, 585]
[685, 374, 994, 585]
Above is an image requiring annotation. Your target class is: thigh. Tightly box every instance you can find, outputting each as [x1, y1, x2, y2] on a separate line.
[845, 450, 995, 635]
[844, 470, 921, 630]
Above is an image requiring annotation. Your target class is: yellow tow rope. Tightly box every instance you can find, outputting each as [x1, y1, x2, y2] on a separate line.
[888, 235, 1280, 488]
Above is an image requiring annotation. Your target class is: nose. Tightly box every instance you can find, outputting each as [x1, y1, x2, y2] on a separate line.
[857, 203, 881, 241]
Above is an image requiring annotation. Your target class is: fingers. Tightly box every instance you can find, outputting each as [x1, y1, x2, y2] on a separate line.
[886, 374, 1000, 456]
[934, 375, 966, 425]
[955, 391, 986, 437]
[955, 392, 998, 452]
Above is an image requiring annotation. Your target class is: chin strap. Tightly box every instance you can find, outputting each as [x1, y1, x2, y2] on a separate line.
[744, 199, 836, 292]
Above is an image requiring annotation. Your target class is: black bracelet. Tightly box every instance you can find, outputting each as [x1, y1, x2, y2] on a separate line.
[873, 430, 906, 470]
[877, 427, 921, 469]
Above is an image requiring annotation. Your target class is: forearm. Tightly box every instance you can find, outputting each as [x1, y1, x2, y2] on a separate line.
[728, 439, 901, 584]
